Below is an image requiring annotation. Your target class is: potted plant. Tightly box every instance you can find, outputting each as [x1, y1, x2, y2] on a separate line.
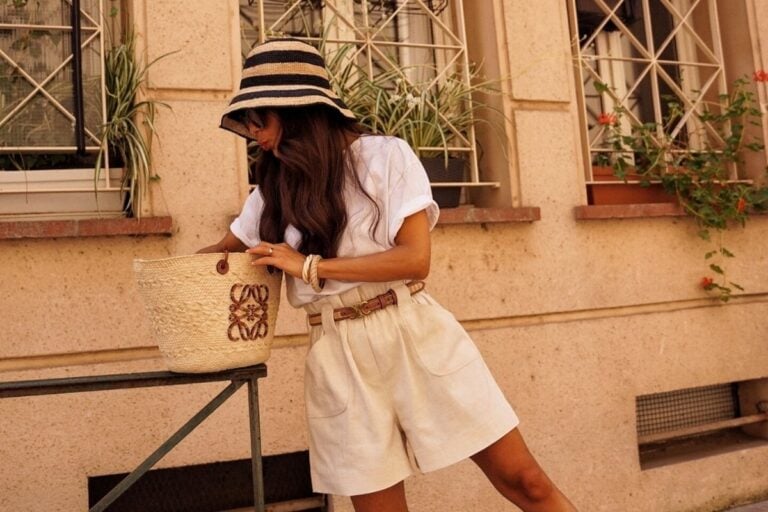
[599, 73, 768, 300]
[324, 44, 506, 208]
[94, 29, 170, 218]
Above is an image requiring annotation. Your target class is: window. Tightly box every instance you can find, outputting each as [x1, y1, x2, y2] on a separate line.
[568, 0, 759, 203]
[238, 0, 502, 204]
[0, 0, 122, 220]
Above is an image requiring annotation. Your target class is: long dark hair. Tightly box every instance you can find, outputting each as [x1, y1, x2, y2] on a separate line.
[252, 105, 379, 258]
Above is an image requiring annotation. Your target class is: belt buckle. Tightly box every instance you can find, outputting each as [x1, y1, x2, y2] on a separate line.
[349, 301, 371, 320]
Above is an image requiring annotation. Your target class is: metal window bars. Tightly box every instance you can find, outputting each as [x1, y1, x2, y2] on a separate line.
[239, 0, 499, 190]
[568, 0, 732, 182]
[0, 0, 125, 195]
[0, 0, 106, 153]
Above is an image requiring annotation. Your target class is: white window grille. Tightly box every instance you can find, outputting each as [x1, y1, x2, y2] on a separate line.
[568, 0, 733, 183]
[0, 0, 123, 220]
[238, 0, 499, 190]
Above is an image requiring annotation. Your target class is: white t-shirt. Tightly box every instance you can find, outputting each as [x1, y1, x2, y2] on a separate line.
[230, 135, 440, 307]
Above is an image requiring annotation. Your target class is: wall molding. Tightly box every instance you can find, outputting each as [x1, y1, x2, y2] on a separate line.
[4, 294, 768, 374]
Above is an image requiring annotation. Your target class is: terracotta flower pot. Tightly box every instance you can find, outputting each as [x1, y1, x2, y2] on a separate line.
[588, 165, 677, 205]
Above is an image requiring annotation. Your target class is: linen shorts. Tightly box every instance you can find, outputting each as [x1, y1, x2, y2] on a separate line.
[302, 281, 519, 496]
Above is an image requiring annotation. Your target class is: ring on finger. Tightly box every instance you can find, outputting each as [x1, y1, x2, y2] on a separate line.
[268, 246, 274, 255]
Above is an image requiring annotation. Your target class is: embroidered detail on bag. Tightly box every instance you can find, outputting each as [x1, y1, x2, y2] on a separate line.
[228, 284, 270, 341]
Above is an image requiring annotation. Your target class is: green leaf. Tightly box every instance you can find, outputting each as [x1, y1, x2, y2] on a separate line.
[709, 264, 724, 275]
[704, 251, 717, 259]
[720, 247, 735, 258]
[730, 282, 745, 291]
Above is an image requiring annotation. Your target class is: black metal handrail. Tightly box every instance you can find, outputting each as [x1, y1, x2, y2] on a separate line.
[0, 364, 268, 512]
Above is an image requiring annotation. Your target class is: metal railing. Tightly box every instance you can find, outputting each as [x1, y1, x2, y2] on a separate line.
[0, 364, 268, 512]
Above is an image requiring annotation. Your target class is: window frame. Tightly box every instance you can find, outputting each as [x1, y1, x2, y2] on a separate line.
[568, 0, 736, 194]
[0, 0, 124, 220]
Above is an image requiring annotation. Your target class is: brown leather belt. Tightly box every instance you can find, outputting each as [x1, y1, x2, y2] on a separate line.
[307, 281, 425, 326]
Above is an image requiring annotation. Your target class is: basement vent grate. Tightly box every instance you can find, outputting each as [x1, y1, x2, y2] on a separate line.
[636, 383, 738, 438]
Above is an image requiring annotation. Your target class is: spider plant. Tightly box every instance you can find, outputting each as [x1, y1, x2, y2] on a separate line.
[324, 43, 506, 163]
[95, 30, 171, 217]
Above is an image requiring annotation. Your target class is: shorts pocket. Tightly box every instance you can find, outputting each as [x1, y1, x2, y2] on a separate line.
[403, 303, 481, 376]
[304, 332, 350, 419]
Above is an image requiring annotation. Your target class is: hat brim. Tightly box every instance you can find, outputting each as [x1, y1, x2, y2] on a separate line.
[220, 86, 357, 140]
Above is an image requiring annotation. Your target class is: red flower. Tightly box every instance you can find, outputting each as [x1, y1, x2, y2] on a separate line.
[701, 277, 715, 289]
[753, 70, 768, 83]
[737, 197, 747, 213]
[597, 112, 617, 126]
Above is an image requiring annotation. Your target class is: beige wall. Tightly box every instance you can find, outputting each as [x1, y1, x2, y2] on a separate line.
[2, 0, 768, 511]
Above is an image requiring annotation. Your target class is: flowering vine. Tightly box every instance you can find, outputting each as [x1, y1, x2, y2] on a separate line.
[598, 72, 768, 301]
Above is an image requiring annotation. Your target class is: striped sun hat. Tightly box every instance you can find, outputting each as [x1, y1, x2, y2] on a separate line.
[220, 38, 356, 139]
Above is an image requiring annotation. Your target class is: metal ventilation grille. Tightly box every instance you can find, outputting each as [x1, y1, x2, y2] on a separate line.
[636, 383, 738, 439]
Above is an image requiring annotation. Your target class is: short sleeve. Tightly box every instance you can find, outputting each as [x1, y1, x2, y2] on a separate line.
[386, 140, 440, 244]
[229, 187, 264, 248]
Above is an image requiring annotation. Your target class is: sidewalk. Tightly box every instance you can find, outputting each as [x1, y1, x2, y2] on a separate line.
[726, 502, 768, 512]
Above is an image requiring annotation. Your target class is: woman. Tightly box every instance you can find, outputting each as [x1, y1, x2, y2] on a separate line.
[200, 38, 577, 512]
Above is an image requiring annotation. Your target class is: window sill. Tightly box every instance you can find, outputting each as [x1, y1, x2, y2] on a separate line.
[574, 203, 686, 220]
[0, 216, 174, 240]
[437, 206, 541, 224]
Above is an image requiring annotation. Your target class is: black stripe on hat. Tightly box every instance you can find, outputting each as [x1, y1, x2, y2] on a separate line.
[230, 88, 349, 109]
[239, 74, 331, 89]
[244, 50, 326, 69]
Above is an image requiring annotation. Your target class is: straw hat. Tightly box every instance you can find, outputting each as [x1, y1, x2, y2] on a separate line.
[220, 38, 356, 139]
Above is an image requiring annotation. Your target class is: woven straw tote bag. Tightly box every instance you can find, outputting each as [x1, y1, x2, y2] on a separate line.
[133, 252, 282, 373]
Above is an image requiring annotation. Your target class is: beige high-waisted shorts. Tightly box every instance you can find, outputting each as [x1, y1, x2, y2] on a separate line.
[302, 281, 519, 496]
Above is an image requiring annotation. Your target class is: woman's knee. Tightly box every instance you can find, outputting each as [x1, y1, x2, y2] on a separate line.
[473, 429, 554, 502]
[510, 465, 555, 503]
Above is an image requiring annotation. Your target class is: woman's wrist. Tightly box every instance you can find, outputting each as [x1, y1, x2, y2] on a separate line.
[315, 258, 326, 280]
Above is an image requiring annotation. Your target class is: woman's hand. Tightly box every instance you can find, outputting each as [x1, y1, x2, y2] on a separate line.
[247, 243, 305, 279]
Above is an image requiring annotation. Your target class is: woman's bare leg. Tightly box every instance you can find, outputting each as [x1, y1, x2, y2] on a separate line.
[350, 481, 409, 512]
[471, 428, 578, 512]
